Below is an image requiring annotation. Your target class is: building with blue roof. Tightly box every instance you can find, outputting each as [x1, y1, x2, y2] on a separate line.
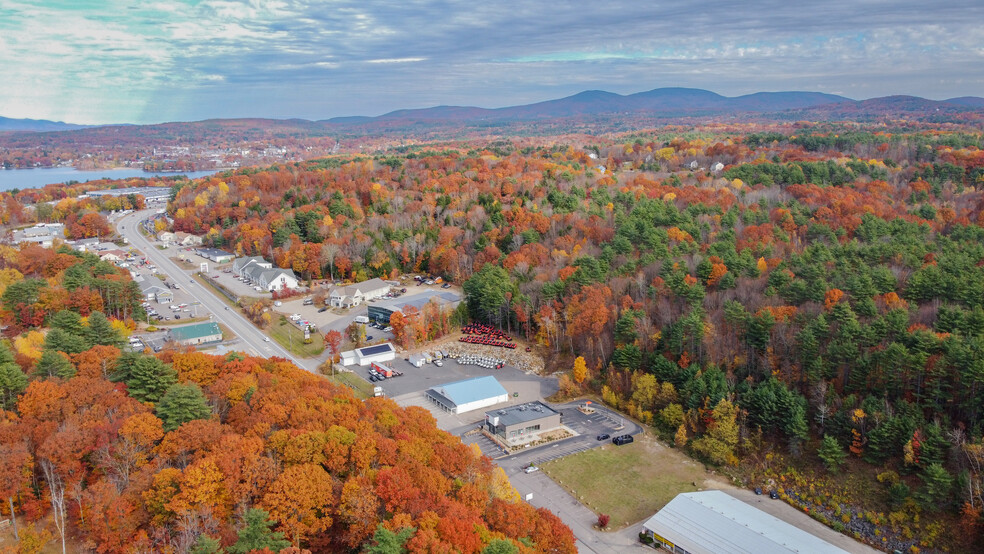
[426, 376, 509, 414]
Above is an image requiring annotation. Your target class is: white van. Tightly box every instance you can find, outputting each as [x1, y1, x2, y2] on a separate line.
[354, 315, 369, 324]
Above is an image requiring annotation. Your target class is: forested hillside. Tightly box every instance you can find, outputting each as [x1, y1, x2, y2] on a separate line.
[150, 125, 984, 548]
[0, 245, 573, 553]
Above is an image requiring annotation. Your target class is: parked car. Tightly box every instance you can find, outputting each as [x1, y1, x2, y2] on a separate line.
[612, 434, 634, 446]
[441, 283, 452, 288]
[433, 360, 443, 367]
[318, 306, 328, 312]
[366, 335, 374, 341]
[596, 433, 610, 441]
[769, 490, 779, 499]
[524, 465, 540, 474]
[174, 315, 181, 319]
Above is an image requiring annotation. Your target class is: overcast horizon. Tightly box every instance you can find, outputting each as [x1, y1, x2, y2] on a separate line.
[2, 0, 982, 126]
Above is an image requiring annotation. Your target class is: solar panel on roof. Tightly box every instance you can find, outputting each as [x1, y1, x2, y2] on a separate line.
[359, 344, 392, 356]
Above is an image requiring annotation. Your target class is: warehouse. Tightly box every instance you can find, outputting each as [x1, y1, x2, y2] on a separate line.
[641, 490, 848, 554]
[339, 342, 397, 366]
[485, 402, 561, 445]
[426, 376, 509, 415]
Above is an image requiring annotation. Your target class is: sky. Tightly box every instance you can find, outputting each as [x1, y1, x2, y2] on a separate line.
[1, 0, 982, 125]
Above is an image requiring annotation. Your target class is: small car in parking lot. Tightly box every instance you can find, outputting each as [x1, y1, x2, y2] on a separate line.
[596, 433, 610, 441]
[524, 465, 540, 474]
[318, 306, 328, 312]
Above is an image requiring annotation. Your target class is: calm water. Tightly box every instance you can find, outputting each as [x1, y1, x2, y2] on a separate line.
[0, 167, 224, 191]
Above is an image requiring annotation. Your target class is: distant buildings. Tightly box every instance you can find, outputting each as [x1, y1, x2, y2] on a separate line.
[86, 186, 171, 203]
[11, 223, 65, 247]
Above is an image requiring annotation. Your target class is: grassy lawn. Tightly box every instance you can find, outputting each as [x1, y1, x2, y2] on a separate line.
[269, 321, 325, 357]
[325, 371, 375, 399]
[542, 434, 710, 529]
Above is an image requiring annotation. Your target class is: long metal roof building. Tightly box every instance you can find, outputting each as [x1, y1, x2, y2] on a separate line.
[641, 490, 849, 554]
[426, 375, 509, 414]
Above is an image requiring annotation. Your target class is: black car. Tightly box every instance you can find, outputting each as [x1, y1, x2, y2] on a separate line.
[318, 307, 328, 312]
[612, 434, 634, 446]
[596, 433, 610, 441]
[366, 335, 374, 341]
[769, 490, 779, 499]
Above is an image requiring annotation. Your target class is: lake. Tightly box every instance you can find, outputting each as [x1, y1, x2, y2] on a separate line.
[0, 167, 224, 191]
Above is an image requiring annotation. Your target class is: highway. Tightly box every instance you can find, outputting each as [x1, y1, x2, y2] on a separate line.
[117, 209, 319, 373]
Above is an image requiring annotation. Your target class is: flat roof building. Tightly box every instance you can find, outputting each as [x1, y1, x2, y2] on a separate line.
[641, 490, 849, 554]
[169, 322, 222, 346]
[87, 186, 172, 202]
[485, 401, 561, 446]
[367, 290, 461, 325]
[339, 342, 396, 366]
[426, 376, 509, 415]
[196, 248, 235, 263]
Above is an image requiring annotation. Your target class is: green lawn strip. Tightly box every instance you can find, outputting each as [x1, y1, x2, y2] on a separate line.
[326, 371, 374, 399]
[269, 321, 325, 357]
[541, 438, 706, 529]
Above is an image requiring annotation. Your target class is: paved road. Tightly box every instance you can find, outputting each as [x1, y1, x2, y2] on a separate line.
[117, 210, 319, 373]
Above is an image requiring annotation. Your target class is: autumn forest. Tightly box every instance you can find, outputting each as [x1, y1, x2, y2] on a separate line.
[3, 120, 984, 551]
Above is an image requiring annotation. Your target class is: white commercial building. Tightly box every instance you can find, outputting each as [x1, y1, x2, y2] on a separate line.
[641, 490, 849, 554]
[339, 343, 397, 367]
[425, 376, 509, 415]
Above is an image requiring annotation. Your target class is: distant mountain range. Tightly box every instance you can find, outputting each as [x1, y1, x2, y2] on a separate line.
[0, 116, 91, 132]
[322, 88, 984, 125]
[2, 88, 982, 134]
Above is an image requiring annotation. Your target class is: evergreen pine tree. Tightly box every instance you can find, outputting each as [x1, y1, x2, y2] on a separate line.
[155, 383, 211, 431]
[227, 508, 291, 554]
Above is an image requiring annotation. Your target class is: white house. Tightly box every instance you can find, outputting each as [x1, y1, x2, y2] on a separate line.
[158, 231, 176, 243]
[99, 249, 128, 263]
[329, 278, 392, 308]
[241, 263, 299, 292]
[233, 256, 271, 276]
[175, 232, 203, 246]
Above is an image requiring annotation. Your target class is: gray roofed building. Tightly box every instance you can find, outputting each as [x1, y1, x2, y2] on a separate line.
[196, 248, 235, 263]
[367, 290, 460, 324]
[641, 490, 850, 554]
[136, 275, 173, 304]
[233, 255, 270, 275]
[485, 402, 562, 445]
[329, 278, 391, 308]
[12, 223, 65, 247]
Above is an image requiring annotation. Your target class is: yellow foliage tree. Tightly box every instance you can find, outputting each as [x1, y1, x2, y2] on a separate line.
[756, 257, 768, 274]
[572, 356, 587, 385]
[489, 466, 520, 503]
[14, 331, 44, 362]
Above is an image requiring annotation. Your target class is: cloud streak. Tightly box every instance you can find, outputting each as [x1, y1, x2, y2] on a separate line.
[1, 0, 981, 124]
